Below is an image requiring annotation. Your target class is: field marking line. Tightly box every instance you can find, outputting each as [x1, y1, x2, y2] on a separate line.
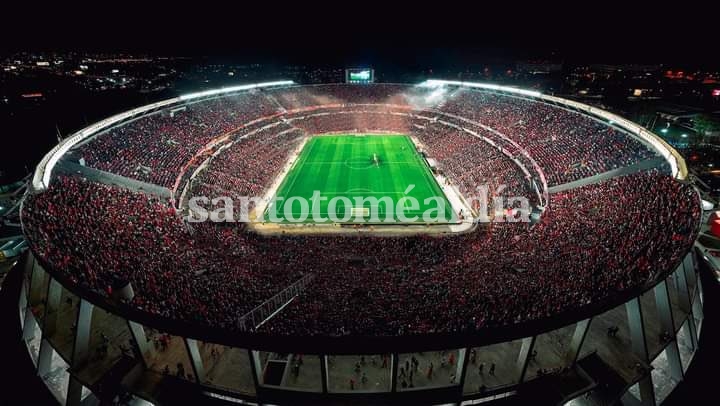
[268, 137, 316, 217]
[318, 191, 408, 195]
[304, 161, 422, 165]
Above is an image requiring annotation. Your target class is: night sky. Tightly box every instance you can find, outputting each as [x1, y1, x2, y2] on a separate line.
[3, 2, 718, 68]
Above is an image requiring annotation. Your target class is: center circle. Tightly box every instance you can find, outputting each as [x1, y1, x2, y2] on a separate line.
[344, 159, 377, 169]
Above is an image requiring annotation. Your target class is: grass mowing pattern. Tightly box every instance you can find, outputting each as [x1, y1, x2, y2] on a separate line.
[265, 134, 455, 223]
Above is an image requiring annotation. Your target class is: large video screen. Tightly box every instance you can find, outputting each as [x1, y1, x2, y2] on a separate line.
[346, 68, 374, 84]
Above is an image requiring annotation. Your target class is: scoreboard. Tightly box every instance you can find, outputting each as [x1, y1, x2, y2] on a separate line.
[345, 68, 374, 84]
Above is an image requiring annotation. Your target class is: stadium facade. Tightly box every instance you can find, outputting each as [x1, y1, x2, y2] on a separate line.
[16, 81, 704, 405]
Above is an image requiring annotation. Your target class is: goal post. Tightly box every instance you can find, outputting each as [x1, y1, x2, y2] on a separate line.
[350, 207, 370, 217]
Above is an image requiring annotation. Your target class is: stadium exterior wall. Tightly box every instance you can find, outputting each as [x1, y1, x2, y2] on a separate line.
[18, 248, 705, 405]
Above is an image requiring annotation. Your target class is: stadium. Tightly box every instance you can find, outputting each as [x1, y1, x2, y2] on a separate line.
[14, 78, 705, 405]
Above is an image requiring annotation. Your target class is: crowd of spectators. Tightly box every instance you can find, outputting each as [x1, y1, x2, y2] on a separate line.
[22, 170, 700, 336]
[190, 123, 304, 208]
[258, 171, 699, 335]
[75, 92, 280, 188]
[23, 176, 305, 329]
[440, 89, 657, 185]
[288, 109, 412, 135]
[267, 84, 415, 110]
[412, 121, 536, 207]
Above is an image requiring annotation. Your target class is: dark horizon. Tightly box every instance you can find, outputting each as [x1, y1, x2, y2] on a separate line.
[3, 2, 719, 69]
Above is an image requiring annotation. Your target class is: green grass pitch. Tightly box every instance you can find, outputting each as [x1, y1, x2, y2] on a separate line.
[265, 134, 456, 223]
